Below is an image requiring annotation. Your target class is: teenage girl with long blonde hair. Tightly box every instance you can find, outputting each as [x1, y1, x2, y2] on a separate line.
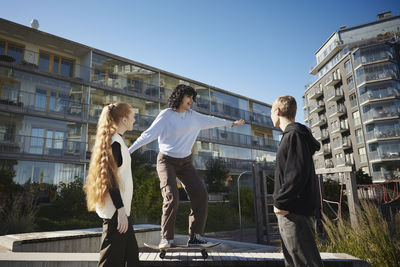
[84, 102, 139, 267]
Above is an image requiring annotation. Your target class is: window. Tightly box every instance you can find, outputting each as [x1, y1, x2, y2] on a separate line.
[0, 40, 24, 64]
[347, 76, 354, 91]
[355, 129, 364, 144]
[34, 88, 70, 113]
[30, 127, 66, 155]
[353, 110, 361, 126]
[345, 60, 352, 75]
[349, 93, 358, 108]
[38, 51, 74, 77]
[358, 147, 367, 163]
[0, 124, 14, 142]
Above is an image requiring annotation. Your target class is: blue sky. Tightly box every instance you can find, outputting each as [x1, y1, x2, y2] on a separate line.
[1, 0, 399, 122]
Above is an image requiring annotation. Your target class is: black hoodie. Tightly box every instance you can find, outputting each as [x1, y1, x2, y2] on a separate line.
[273, 122, 321, 216]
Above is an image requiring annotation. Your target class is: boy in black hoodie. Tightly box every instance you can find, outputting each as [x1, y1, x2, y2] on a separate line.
[271, 96, 323, 267]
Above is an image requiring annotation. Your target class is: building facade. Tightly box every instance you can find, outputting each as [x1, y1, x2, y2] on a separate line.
[303, 12, 400, 182]
[0, 18, 280, 186]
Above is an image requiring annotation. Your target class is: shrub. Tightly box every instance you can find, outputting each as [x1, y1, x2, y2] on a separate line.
[318, 200, 400, 267]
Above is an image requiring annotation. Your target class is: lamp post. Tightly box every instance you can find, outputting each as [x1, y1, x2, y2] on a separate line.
[237, 170, 251, 241]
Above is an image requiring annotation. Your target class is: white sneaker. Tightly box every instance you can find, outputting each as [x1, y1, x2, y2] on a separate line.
[158, 237, 174, 248]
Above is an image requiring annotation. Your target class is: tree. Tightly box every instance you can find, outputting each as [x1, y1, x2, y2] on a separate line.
[204, 158, 229, 193]
[355, 169, 372, 185]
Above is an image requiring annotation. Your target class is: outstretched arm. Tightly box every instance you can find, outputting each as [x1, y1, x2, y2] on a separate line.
[193, 110, 245, 129]
[128, 110, 168, 153]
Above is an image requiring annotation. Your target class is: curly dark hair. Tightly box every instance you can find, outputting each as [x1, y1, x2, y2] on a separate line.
[168, 84, 197, 110]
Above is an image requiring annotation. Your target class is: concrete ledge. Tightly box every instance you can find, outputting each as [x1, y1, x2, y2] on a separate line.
[0, 224, 161, 252]
[0, 252, 370, 267]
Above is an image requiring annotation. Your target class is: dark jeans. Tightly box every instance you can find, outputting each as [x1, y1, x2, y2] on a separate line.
[277, 213, 323, 267]
[98, 211, 140, 267]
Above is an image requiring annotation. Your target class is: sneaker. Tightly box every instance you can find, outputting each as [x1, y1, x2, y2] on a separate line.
[158, 237, 174, 248]
[187, 233, 213, 247]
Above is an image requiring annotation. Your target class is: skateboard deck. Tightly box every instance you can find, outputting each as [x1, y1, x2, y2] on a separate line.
[144, 242, 221, 259]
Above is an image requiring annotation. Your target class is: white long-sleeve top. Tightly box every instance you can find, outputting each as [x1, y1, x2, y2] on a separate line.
[129, 108, 233, 158]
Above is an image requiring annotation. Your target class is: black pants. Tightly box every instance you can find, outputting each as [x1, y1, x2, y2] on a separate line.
[277, 213, 323, 267]
[98, 211, 140, 267]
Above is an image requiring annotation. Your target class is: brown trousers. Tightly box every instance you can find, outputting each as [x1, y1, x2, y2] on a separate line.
[156, 153, 208, 239]
[98, 211, 140, 267]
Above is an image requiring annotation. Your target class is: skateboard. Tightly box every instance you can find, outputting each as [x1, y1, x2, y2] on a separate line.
[144, 242, 221, 259]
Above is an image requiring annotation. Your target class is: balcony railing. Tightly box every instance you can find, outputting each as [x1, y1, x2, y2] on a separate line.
[309, 100, 325, 114]
[308, 87, 323, 99]
[314, 129, 329, 141]
[328, 104, 346, 118]
[325, 72, 341, 86]
[369, 150, 400, 162]
[0, 135, 86, 161]
[198, 128, 279, 152]
[331, 120, 349, 133]
[336, 157, 353, 166]
[362, 106, 400, 124]
[356, 62, 399, 86]
[314, 159, 334, 170]
[371, 169, 400, 181]
[365, 127, 400, 143]
[359, 87, 400, 106]
[316, 144, 331, 155]
[326, 88, 344, 102]
[353, 45, 394, 69]
[0, 90, 89, 121]
[311, 114, 327, 128]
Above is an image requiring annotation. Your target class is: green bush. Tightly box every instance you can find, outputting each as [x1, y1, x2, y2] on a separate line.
[204, 158, 229, 193]
[318, 200, 400, 267]
[54, 178, 88, 218]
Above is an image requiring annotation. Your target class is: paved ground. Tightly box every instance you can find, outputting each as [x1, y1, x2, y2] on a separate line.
[204, 228, 281, 247]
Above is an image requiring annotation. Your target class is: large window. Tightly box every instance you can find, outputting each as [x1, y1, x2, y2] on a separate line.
[347, 76, 354, 91]
[353, 110, 361, 126]
[38, 51, 74, 77]
[344, 60, 352, 75]
[0, 40, 24, 64]
[355, 128, 364, 144]
[358, 147, 367, 163]
[349, 93, 358, 108]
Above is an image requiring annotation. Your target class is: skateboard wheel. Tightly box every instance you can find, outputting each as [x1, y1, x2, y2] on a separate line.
[201, 250, 208, 259]
[159, 251, 166, 259]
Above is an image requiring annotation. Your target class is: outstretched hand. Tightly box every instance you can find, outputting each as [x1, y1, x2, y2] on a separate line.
[232, 119, 245, 127]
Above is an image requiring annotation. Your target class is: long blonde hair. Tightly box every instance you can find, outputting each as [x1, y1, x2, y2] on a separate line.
[84, 102, 133, 211]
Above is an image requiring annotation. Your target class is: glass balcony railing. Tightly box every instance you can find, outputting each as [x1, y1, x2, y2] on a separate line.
[371, 169, 400, 181]
[365, 127, 400, 142]
[331, 120, 349, 133]
[314, 129, 329, 141]
[328, 104, 346, 118]
[314, 159, 334, 170]
[336, 156, 353, 166]
[326, 88, 344, 102]
[325, 72, 341, 86]
[353, 45, 394, 69]
[356, 62, 399, 86]
[362, 105, 400, 123]
[369, 150, 400, 162]
[308, 87, 324, 99]
[309, 100, 325, 114]
[198, 128, 279, 152]
[316, 144, 331, 155]
[0, 134, 86, 160]
[359, 86, 400, 106]
[0, 89, 89, 120]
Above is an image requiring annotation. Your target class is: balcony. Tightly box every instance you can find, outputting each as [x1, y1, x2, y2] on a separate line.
[309, 100, 325, 114]
[316, 144, 331, 155]
[365, 127, 400, 143]
[326, 88, 344, 102]
[328, 104, 346, 118]
[0, 89, 89, 122]
[198, 128, 279, 152]
[0, 135, 86, 161]
[353, 45, 394, 69]
[336, 156, 353, 166]
[362, 105, 400, 124]
[369, 150, 400, 163]
[333, 137, 351, 150]
[314, 129, 329, 141]
[325, 72, 341, 87]
[355, 62, 399, 86]
[371, 169, 400, 181]
[331, 120, 349, 134]
[311, 114, 328, 128]
[308, 87, 324, 99]
[314, 159, 334, 170]
[359, 86, 400, 106]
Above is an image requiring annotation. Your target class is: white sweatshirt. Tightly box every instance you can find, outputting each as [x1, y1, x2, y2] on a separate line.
[129, 108, 233, 158]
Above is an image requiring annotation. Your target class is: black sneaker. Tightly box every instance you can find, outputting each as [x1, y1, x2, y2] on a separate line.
[187, 233, 213, 247]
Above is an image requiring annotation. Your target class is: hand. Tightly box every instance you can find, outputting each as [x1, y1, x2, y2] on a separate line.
[117, 207, 129, 234]
[232, 119, 245, 127]
[274, 206, 289, 215]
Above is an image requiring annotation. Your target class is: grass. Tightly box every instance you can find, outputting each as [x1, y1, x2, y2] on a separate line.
[317, 200, 400, 267]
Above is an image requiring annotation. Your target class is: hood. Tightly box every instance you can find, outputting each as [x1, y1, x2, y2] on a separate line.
[283, 122, 321, 154]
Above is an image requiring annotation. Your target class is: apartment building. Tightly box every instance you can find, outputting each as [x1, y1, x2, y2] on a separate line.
[303, 12, 400, 182]
[0, 18, 280, 185]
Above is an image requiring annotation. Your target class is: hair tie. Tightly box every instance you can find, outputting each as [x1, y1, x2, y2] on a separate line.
[108, 103, 115, 111]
